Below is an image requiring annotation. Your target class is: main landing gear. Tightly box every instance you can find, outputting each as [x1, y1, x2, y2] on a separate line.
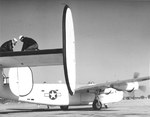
[92, 90, 103, 110]
[92, 99, 102, 110]
[92, 99, 108, 110]
[92, 90, 109, 110]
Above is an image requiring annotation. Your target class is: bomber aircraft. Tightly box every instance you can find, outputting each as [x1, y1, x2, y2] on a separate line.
[0, 5, 150, 110]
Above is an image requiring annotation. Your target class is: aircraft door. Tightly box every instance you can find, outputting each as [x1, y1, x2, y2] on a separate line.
[8, 67, 33, 97]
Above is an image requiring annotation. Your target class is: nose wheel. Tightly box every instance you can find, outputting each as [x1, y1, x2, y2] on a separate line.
[92, 99, 102, 110]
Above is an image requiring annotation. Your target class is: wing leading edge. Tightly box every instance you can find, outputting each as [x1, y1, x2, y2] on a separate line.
[75, 76, 150, 93]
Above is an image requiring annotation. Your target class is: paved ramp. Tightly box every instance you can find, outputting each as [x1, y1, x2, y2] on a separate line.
[0, 99, 150, 117]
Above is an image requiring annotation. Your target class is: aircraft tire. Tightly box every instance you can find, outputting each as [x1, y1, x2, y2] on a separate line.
[92, 99, 102, 110]
[60, 106, 69, 110]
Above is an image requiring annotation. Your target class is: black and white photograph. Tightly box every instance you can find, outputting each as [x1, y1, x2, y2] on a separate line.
[0, 0, 150, 117]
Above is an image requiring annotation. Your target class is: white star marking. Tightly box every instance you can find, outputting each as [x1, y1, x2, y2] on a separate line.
[49, 90, 57, 100]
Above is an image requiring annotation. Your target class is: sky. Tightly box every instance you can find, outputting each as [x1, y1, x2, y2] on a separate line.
[0, 0, 150, 93]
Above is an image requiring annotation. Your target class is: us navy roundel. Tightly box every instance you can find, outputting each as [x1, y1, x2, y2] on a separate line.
[49, 90, 57, 100]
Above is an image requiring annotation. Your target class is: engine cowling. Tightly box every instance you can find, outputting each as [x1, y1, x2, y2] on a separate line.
[110, 82, 139, 92]
[98, 88, 124, 104]
[126, 82, 139, 92]
[103, 88, 113, 95]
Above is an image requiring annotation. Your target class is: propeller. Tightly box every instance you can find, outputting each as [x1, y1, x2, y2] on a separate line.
[133, 72, 140, 79]
[133, 72, 147, 92]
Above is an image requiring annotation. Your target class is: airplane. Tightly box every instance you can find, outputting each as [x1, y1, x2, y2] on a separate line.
[0, 5, 150, 111]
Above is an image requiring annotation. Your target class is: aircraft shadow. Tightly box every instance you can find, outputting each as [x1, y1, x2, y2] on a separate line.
[0, 107, 118, 114]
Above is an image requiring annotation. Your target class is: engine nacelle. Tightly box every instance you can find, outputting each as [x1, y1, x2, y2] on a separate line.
[126, 82, 139, 92]
[110, 82, 139, 92]
[98, 88, 123, 104]
[103, 88, 113, 95]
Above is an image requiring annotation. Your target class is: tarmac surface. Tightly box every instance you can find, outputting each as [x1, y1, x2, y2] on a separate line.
[0, 99, 150, 117]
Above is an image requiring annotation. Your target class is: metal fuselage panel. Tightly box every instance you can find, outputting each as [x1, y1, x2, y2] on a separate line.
[0, 68, 19, 100]
[18, 84, 95, 106]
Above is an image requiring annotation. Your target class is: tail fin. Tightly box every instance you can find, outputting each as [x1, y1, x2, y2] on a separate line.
[62, 5, 76, 95]
[0, 5, 76, 96]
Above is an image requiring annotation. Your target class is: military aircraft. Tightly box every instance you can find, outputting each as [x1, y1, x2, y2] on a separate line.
[0, 5, 150, 110]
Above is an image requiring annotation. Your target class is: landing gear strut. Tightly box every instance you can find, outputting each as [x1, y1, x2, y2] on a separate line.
[92, 99, 102, 110]
[92, 90, 103, 110]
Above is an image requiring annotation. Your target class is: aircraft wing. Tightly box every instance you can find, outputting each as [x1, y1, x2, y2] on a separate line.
[0, 49, 63, 68]
[75, 76, 150, 93]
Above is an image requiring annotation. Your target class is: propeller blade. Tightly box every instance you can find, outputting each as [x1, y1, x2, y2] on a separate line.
[133, 72, 140, 79]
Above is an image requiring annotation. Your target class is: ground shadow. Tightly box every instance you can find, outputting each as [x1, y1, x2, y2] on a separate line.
[0, 107, 118, 114]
